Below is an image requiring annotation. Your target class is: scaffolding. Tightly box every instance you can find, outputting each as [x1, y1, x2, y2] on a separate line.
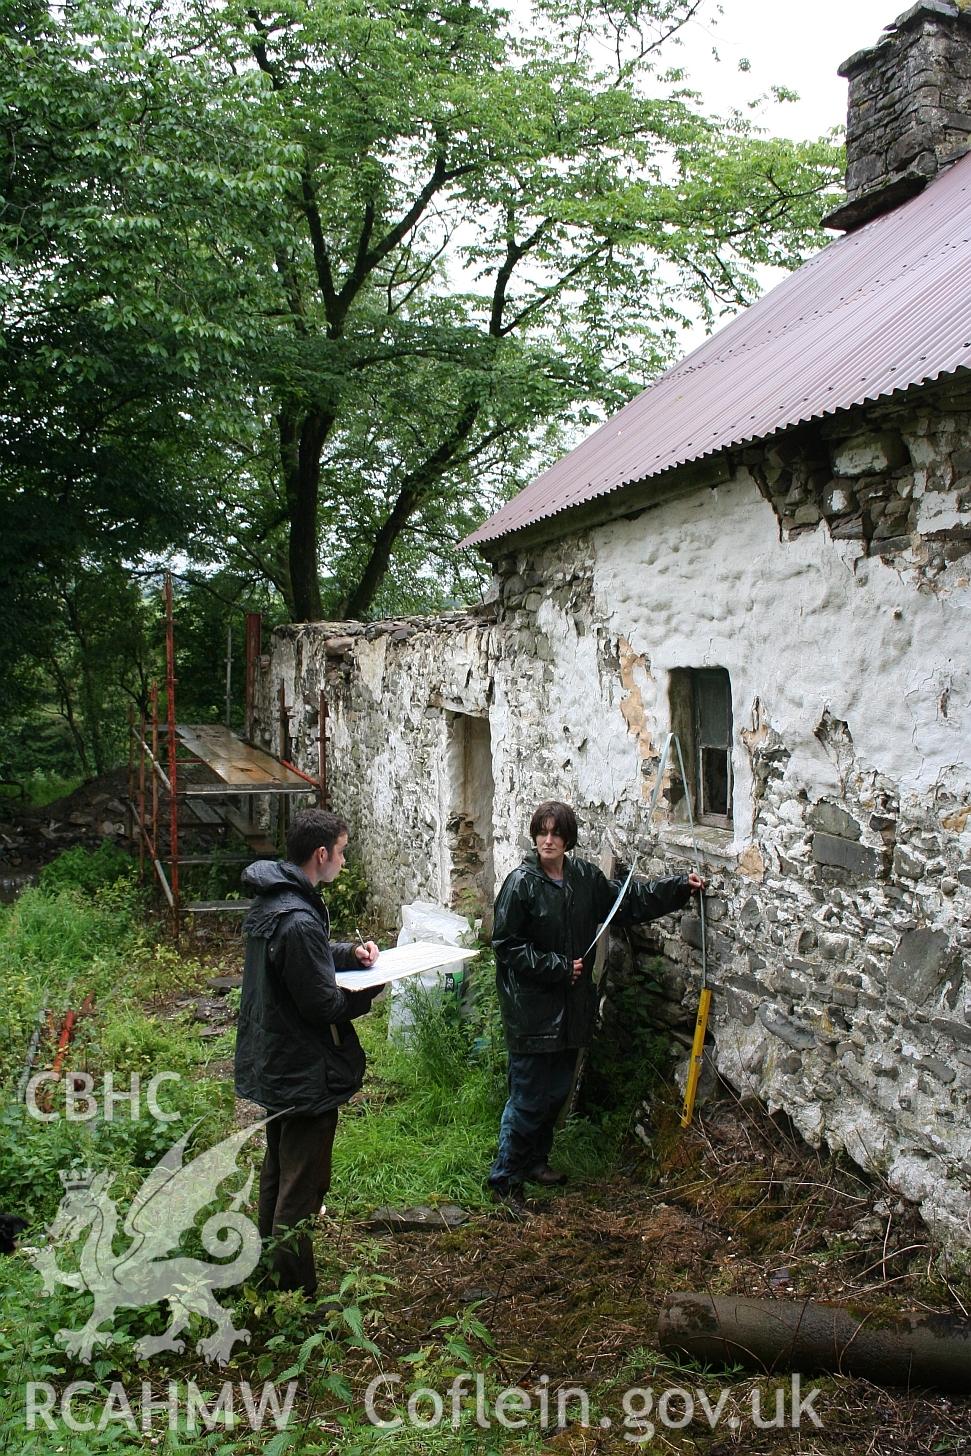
[128, 575, 326, 934]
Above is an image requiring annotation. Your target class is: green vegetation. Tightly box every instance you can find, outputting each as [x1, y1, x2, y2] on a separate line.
[323, 861, 370, 940]
[335, 976, 507, 1213]
[37, 840, 135, 897]
[0, 846, 673, 1453]
[0, 850, 232, 1226]
[1, 0, 843, 783]
[0, 769, 83, 807]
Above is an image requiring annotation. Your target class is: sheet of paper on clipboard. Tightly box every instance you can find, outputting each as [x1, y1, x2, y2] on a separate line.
[335, 941, 478, 991]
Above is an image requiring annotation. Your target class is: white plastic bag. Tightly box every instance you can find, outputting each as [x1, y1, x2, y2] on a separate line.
[388, 901, 474, 1043]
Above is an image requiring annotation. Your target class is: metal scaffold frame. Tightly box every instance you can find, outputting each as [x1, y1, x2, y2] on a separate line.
[127, 575, 327, 935]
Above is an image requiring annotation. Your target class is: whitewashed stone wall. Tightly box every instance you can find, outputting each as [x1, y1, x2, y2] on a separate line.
[257, 375, 971, 1253]
[255, 613, 497, 917]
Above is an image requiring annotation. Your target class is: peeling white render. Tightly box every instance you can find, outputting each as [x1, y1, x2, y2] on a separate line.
[256, 377, 971, 1254]
[592, 470, 969, 811]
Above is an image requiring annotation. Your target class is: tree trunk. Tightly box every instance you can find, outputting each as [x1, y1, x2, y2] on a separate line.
[341, 486, 420, 620]
[280, 406, 330, 622]
[47, 655, 89, 776]
[340, 401, 481, 619]
[78, 655, 106, 775]
[61, 583, 107, 774]
[658, 1292, 971, 1393]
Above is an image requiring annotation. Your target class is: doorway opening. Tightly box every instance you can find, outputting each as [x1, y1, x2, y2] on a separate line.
[444, 713, 495, 931]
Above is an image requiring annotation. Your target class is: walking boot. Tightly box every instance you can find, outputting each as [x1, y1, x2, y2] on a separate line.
[526, 1163, 567, 1187]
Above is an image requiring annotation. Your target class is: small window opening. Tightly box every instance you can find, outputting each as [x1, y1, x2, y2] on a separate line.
[669, 667, 733, 829]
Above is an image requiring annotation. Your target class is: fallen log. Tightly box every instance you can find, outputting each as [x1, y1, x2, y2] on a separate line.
[658, 1293, 971, 1393]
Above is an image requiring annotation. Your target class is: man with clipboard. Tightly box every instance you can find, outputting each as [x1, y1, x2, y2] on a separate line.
[235, 810, 383, 1297]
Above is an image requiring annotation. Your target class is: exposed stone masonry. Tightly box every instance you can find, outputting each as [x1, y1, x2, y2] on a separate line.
[254, 606, 499, 919]
[747, 373, 971, 587]
[824, 1, 971, 231]
[621, 720, 970, 1248]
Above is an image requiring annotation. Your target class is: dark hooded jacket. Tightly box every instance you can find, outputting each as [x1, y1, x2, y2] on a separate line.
[493, 851, 692, 1054]
[235, 860, 379, 1115]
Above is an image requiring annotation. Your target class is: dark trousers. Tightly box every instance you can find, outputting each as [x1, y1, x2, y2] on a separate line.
[489, 1049, 577, 1192]
[257, 1109, 339, 1295]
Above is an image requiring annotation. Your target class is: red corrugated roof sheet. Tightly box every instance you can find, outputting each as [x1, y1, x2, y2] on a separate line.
[463, 152, 971, 550]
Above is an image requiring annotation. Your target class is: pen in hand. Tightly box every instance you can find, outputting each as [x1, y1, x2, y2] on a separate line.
[353, 926, 379, 968]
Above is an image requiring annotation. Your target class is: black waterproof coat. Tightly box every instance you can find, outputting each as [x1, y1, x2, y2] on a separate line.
[235, 860, 378, 1115]
[493, 851, 692, 1054]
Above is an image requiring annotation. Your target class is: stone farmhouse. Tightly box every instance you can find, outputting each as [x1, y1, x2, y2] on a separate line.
[255, 3, 971, 1249]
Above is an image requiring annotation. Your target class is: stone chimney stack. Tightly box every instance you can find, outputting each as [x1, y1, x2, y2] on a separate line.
[823, 1, 971, 231]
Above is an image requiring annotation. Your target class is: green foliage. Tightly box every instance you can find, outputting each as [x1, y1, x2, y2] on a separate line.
[0, 868, 227, 1226]
[208, 0, 842, 620]
[324, 859, 370, 937]
[0, 879, 145, 1080]
[0, 855, 250, 1448]
[167, 569, 289, 733]
[2, 0, 844, 768]
[333, 965, 506, 1211]
[38, 840, 135, 897]
[394, 979, 474, 1091]
[0, 0, 285, 771]
[0, 769, 82, 807]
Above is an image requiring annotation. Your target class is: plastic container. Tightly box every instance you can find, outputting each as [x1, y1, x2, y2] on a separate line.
[388, 901, 474, 1043]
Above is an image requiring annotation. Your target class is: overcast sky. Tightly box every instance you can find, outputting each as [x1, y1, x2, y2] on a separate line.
[678, 0, 900, 139]
[654, 0, 900, 349]
[675, 0, 902, 137]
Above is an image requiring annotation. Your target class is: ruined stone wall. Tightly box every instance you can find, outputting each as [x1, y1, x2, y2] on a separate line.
[259, 375, 971, 1251]
[252, 611, 498, 918]
[253, 568, 651, 917]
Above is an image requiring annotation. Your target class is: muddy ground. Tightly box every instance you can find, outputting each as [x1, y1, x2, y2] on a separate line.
[325, 1098, 971, 1455]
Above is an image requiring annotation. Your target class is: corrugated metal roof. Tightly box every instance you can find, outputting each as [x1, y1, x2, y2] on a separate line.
[463, 151, 971, 550]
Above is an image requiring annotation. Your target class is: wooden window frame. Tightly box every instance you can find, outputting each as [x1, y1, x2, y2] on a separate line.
[669, 667, 734, 830]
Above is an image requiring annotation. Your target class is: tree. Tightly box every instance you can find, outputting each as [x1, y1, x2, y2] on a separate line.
[0, 0, 276, 559]
[199, 0, 843, 619]
[0, 0, 289, 762]
[2, 0, 843, 652]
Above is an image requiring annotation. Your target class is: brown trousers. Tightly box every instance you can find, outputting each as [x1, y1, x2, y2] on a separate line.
[257, 1109, 339, 1296]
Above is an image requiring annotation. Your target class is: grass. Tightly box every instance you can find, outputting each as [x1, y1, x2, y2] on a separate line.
[0, 854, 235, 1229]
[334, 1011, 506, 1211]
[0, 769, 83, 808]
[0, 849, 563, 1453]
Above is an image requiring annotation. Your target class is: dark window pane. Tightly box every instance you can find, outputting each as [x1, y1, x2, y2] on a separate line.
[696, 668, 732, 747]
[701, 745, 730, 818]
